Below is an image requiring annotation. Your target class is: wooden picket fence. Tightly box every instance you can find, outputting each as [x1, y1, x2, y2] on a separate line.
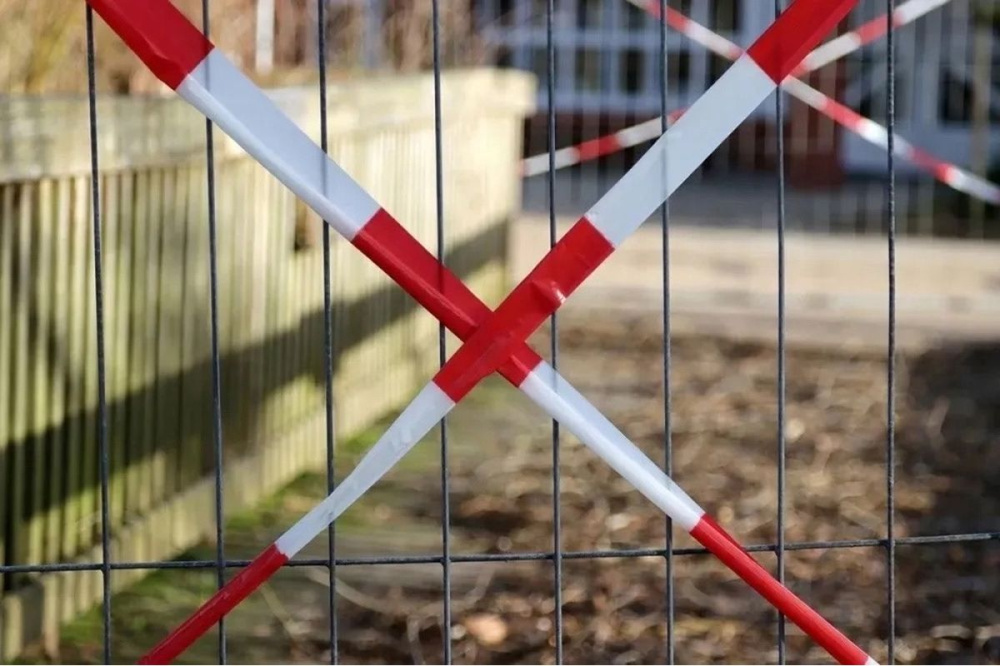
[0, 68, 535, 658]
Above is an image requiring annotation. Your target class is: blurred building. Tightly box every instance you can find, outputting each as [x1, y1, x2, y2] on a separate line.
[471, 0, 1000, 186]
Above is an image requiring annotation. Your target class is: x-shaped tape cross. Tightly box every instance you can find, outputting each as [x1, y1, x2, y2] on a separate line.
[87, 0, 873, 663]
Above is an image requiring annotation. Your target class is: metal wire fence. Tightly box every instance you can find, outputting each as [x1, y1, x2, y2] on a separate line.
[2, 0, 1000, 664]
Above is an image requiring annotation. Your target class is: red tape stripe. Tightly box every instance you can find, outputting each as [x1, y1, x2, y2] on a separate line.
[139, 544, 288, 664]
[690, 515, 870, 665]
[747, 0, 856, 83]
[353, 210, 539, 386]
[575, 134, 625, 162]
[87, 0, 213, 90]
[434, 218, 614, 401]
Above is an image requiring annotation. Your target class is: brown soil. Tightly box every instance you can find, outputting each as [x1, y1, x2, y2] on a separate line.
[303, 312, 1000, 665]
[36, 311, 1000, 665]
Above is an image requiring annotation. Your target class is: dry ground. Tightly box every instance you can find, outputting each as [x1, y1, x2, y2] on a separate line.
[27, 310, 1000, 665]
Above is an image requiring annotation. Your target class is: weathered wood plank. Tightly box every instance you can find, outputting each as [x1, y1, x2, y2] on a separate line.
[102, 172, 129, 535]
[143, 169, 166, 509]
[0, 185, 15, 587]
[42, 178, 72, 564]
[178, 161, 209, 499]
[125, 170, 150, 516]
[61, 176, 89, 561]
[78, 172, 101, 557]
[26, 179, 55, 567]
[9, 182, 35, 576]
[156, 167, 185, 501]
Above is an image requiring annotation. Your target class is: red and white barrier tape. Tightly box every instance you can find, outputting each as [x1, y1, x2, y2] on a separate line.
[520, 111, 682, 177]
[84, 2, 691, 662]
[82, 1, 865, 663]
[796, 0, 951, 73]
[638, 0, 1000, 205]
[522, 0, 952, 177]
[263, 1, 873, 663]
[523, 0, 1000, 209]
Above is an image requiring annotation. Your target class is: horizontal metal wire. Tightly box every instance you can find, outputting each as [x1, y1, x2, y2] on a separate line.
[3, 531, 997, 576]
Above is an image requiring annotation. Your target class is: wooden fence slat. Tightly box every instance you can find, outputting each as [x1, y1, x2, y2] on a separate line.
[112, 173, 134, 527]
[78, 172, 101, 555]
[42, 178, 72, 564]
[61, 176, 88, 561]
[102, 173, 131, 537]
[0, 185, 15, 588]
[27, 179, 55, 568]
[178, 161, 207, 500]
[245, 166, 268, 454]
[126, 170, 151, 516]
[214, 159, 235, 478]
[10, 182, 35, 574]
[156, 167, 184, 502]
[144, 169, 166, 509]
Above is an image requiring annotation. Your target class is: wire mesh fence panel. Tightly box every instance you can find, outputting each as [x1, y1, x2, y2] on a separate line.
[1, 0, 999, 665]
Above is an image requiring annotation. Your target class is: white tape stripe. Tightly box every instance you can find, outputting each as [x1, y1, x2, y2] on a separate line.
[893, 0, 951, 25]
[521, 364, 704, 531]
[780, 77, 830, 111]
[588, 56, 774, 247]
[800, 33, 862, 72]
[945, 167, 1000, 205]
[275, 383, 454, 556]
[178, 51, 380, 241]
[684, 20, 744, 60]
[613, 118, 664, 149]
[522, 147, 583, 177]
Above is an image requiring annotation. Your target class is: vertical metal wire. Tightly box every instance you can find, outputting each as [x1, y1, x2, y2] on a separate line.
[885, 0, 898, 662]
[431, 0, 453, 661]
[773, 0, 787, 662]
[197, 1, 227, 661]
[545, 0, 564, 661]
[657, 0, 673, 662]
[84, 8, 112, 663]
[315, 0, 338, 661]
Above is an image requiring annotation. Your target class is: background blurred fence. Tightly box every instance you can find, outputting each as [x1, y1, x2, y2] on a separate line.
[0, 68, 534, 659]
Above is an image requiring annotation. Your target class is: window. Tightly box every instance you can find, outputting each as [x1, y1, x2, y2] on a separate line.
[711, 0, 741, 33]
[940, 71, 973, 124]
[620, 49, 646, 94]
[476, 0, 516, 27]
[622, 3, 649, 31]
[575, 48, 604, 91]
[857, 80, 908, 125]
[494, 46, 513, 69]
[577, 0, 605, 29]
[529, 0, 550, 26]
[530, 47, 553, 86]
[496, 0, 515, 26]
[938, 70, 1000, 124]
[668, 0, 693, 15]
[668, 51, 692, 91]
[707, 53, 729, 87]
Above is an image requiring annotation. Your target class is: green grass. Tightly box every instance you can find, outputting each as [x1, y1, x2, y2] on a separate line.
[16, 377, 519, 664]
